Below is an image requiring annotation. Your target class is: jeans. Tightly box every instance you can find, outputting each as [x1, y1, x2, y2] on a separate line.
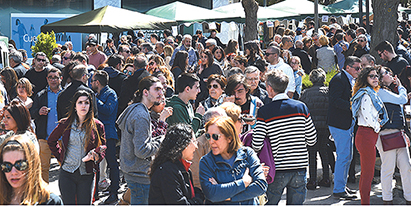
[105, 138, 120, 195]
[59, 169, 95, 205]
[329, 121, 354, 193]
[39, 139, 51, 183]
[266, 169, 307, 205]
[126, 180, 150, 205]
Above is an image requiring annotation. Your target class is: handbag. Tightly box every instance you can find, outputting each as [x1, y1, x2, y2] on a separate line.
[380, 131, 406, 152]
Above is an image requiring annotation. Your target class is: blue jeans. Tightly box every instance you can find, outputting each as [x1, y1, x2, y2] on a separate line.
[126, 180, 150, 205]
[329, 122, 354, 193]
[266, 169, 307, 205]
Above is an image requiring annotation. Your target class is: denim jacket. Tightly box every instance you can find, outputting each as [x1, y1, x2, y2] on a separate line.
[199, 146, 267, 205]
[351, 86, 389, 127]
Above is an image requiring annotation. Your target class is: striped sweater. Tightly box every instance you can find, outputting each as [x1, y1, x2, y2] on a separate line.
[252, 94, 317, 171]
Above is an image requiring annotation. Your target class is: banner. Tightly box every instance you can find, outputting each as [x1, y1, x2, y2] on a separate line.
[11, 13, 82, 58]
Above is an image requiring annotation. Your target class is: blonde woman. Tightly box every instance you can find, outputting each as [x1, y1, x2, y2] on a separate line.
[164, 45, 174, 70]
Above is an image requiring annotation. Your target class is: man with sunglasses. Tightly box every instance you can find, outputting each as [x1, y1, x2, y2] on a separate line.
[353, 34, 369, 58]
[375, 40, 409, 76]
[327, 56, 362, 199]
[205, 39, 217, 52]
[24, 52, 49, 96]
[86, 38, 107, 69]
[118, 45, 131, 60]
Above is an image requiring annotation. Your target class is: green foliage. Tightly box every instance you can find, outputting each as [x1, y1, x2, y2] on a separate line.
[302, 69, 339, 90]
[31, 31, 58, 61]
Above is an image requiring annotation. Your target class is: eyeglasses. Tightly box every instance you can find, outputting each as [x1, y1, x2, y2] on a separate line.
[382, 70, 392, 76]
[63, 56, 72, 60]
[350, 66, 361, 71]
[123, 70, 133, 76]
[47, 76, 59, 80]
[205, 133, 221, 141]
[368, 74, 379, 79]
[264, 52, 275, 56]
[246, 77, 259, 81]
[207, 84, 219, 89]
[123, 50, 130, 54]
[36, 58, 46, 62]
[1, 160, 28, 173]
[167, 41, 173, 44]
[290, 62, 299, 65]
[358, 39, 366, 42]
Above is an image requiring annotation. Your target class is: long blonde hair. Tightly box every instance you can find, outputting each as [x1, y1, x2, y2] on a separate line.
[0, 135, 50, 205]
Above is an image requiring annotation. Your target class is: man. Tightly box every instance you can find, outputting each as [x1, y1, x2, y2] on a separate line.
[306, 20, 324, 37]
[86, 38, 107, 68]
[360, 54, 376, 68]
[196, 29, 207, 47]
[150, 33, 159, 45]
[117, 76, 164, 205]
[333, 33, 349, 70]
[342, 29, 358, 58]
[72, 53, 96, 86]
[102, 54, 126, 96]
[169, 34, 197, 67]
[24, 52, 49, 96]
[280, 35, 294, 52]
[292, 40, 312, 74]
[91, 70, 120, 204]
[118, 55, 150, 114]
[225, 73, 263, 133]
[50, 55, 65, 70]
[118, 45, 131, 60]
[30, 67, 62, 183]
[62, 50, 76, 66]
[208, 29, 225, 48]
[17, 49, 30, 70]
[245, 66, 270, 105]
[64, 41, 73, 50]
[308, 33, 322, 67]
[166, 73, 205, 133]
[327, 56, 362, 199]
[141, 43, 155, 56]
[8, 49, 26, 78]
[274, 34, 282, 45]
[376, 40, 409, 75]
[265, 46, 295, 98]
[155, 42, 165, 59]
[353, 34, 369, 58]
[205, 38, 217, 51]
[104, 39, 117, 56]
[252, 69, 317, 205]
[57, 65, 97, 119]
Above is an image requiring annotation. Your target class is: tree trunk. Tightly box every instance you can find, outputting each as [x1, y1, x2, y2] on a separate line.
[371, 0, 400, 64]
[242, 0, 259, 42]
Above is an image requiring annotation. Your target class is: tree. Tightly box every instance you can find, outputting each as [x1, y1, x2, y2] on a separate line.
[242, 0, 259, 42]
[371, 0, 400, 64]
[31, 31, 58, 61]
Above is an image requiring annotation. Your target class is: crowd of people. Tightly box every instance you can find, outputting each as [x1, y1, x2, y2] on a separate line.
[1, 16, 411, 205]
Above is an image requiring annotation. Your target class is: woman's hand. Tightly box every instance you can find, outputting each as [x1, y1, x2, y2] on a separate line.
[243, 168, 252, 187]
[261, 163, 270, 178]
[159, 107, 173, 121]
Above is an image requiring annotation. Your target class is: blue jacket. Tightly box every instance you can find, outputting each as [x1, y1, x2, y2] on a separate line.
[96, 86, 118, 140]
[199, 146, 267, 205]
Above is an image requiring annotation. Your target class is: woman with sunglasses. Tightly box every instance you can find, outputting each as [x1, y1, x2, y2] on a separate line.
[199, 116, 267, 205]
[0, 100, 38, 153]
[201, 74, 227, 112]
[197, 49, 223, 105]
[148, 55, 166, 74]
[149, 123, 204, 204]
[48, 90, 106, 205]
[351, 66, 389, 205]
[376, 66, 411, 204]
[0, 135, 62, 205]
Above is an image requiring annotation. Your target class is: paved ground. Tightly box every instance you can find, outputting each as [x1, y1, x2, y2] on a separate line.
[48, 157, 409, 205]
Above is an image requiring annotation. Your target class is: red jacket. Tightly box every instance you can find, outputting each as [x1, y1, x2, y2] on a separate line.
[48, 118, 106, 173]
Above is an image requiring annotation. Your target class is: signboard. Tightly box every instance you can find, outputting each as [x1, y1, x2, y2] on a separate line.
[11, 13, 82, 58]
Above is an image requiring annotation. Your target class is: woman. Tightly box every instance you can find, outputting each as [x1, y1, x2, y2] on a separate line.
[14, 78, 33, 109]
[300, 68, 335, 190]
[213, 46, 228, 70]
[0, 67, 18, 102]
[164, 45, 174, 70]
[199, 116, 267, 204]
[171, 50, 189, 84]
[289, 56, 304, 99]
[197, 50, 223, 104]
[201, 74, 226, 111]
[0, 135, 62, 205]
[224, 39, 238, 57]
[244, 41, 263, 66]
[149, 124, 204, 204]
[314, 35, 337, 72]
[148, 55, 166, 74]
[351, 67, 389, 205]
[0, 100, 38, 152]
[302, 36, 312, 53]
[48, 90, 106, 205]
[377, 66, 411, 204]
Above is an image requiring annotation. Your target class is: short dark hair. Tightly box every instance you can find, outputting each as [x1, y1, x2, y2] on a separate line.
[343, 56, 361, 70]
[163, 29, 172, 37]
[71, 65, 88, 80]
[375, 40, 394, 54]
[47, 67, 62, 77]
[266, 69, 288, 93]
[106, 39, 113, 44]
[196, 29, 203, 35]
[335, 33, 344, 41]
[141, 43, 153, 51]
[133, 55, 148, 69]
[93, 70, 109, 86]
[176, 73, 200, 94]
[346, 29, 356, 39]
[225, 73, 250, 97]
[72, 52, 88, 63]
[118, 45, 130, 53]
[107, 54, 124, 68]
[150, 33, 159, 41]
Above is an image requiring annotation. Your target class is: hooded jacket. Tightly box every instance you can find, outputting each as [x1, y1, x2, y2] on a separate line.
[103, 66, 126, 97]
[166, 95, 202, 133]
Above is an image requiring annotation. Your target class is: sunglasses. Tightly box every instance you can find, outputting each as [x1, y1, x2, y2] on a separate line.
[358, 39, 366, 42]
[63, 56, 71, 60]
[167, 41, 173, 44]
[382, 70, 391, 76]
[1, 160, 28, 173]
[123, 70, 133, 76]
[47, 76, 59, 80]
[351, 66, 361, 71]
[123, 50, 131, 54]
[36, 58, 46, 62]
[207, 84, 219, 89]
[205, 133, 221, 141]
[368, 74, 379, 79]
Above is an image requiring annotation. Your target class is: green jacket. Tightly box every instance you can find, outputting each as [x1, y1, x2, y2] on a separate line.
[166, 95, 202, 132]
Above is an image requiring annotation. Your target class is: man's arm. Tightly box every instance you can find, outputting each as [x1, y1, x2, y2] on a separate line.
[131, 113, 163, 159]
[252, 109, 267, 152]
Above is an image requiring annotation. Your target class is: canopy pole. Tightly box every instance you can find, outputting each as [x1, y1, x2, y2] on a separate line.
[314, 0, 318, 32]
[365, 0, 370, 32]
[359, 0, 363, 26]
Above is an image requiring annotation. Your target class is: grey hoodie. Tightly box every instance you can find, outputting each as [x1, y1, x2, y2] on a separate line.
[116, 102, 164, 184]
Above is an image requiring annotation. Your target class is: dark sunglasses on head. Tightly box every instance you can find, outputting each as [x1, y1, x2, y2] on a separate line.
[208, 84, 219, 89]
[36, 58, 47, 62]
[1, 160, 28, 173]
[205, 133, 221, 141]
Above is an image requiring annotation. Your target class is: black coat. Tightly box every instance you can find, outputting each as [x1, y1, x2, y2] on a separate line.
[149, 160, 204, 205]
[117, 68, 150, 114]
[292, 48, 312, 74]
[327, 71, 353, 130]
[57, 80, 98, 120]
[30, 88, 50, 140]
